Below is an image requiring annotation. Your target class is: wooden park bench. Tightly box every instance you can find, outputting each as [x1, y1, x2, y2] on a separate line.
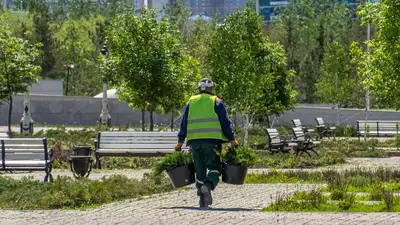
[0, 132, 8, 138]
[0, 138, 53, 182]
[291, 127, 319, 157]
[266, 128, 298, 153]
[94, 132, 189, 169]
[357, 120, 400, 138]
[315, 117, 336, 140]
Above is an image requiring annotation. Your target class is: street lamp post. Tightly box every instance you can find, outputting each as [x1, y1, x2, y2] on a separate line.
[99, 43, 111, 127]
[64, 62, 74, 96]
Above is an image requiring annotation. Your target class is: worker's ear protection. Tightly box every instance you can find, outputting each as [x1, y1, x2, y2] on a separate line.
[198, 79, 214, 91]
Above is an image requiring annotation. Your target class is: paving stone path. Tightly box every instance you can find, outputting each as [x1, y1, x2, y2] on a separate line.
[2, 158, 400, 224]
[0, 183, 399, 225]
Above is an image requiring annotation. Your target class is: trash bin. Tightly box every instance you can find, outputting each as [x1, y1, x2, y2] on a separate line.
[69, 146, 93, 179]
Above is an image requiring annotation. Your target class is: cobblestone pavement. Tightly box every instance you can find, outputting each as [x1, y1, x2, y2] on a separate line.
[0, 183, 400, 225]
[2, 158, 400, 224]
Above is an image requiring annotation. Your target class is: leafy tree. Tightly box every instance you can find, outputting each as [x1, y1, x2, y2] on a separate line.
[0, 25, 41, 135]
[24, 0, 56, 78]
[315, 4, 365, 110]
[163, 0, 191, 38]
[253, 42, 297, 128]
[105, 7, 198, 131]
[185, 17, 215, 77]
[272, 0, 322, 103]
[208, 7, 296, 144]
[270, 0, 363, 104]
[52, 15, 105, 96]
[351, 0, 400, 109]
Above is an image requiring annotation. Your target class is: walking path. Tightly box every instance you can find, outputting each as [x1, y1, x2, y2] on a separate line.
[2, 158, 400, 224]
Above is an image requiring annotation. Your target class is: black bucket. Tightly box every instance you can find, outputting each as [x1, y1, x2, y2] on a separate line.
[222, 163, 248, 185]
[166, 163, 195, 188]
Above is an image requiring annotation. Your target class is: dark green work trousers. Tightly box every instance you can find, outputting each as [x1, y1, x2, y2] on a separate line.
[191, 141, 222, 196]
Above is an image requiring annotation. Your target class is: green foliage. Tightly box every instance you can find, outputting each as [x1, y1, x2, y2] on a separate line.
[152, 151, 193, 177]
[369, 183, 384, 201]
[271, 0, 364, 104]
[52, 15, 105, 96]
[254, 150, 346, 169]
[163, 0, 191, 37]
[350, 0, 400, 108]
[245, 169, 325, 184]
[246, 168, 400, 185]
[338, 193, 355, 211]
[317, 139, 387, 158]
[347, 175, 370, 188]
[220, 146, 260, 167]
[316, 41, 363, 108]
[394, 123, 400, 150]
[185, 17, 215, 76]
[0, 23, 41, 134]
[105, 7, 199, 131]
[0, 174, 173, 209]
[208, 7, 296, 144]
[330, 188, 345, 200]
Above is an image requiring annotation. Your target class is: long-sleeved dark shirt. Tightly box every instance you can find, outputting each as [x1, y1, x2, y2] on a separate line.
[178, 93, 235, 145]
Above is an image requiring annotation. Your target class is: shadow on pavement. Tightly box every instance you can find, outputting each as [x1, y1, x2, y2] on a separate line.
[160, 206, 258, 212]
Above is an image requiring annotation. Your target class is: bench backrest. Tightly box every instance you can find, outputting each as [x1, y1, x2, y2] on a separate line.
[266, 128, 282, 144]
[0, 138, 48, 169]
[292, 119, 302, 128]
[97, 132, 187, 150]
[315, 117, 325, 126]
[357, 120, 400, 132]
[291, 127, 306, 141]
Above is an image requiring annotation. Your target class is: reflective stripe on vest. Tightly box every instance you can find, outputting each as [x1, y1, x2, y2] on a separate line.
[187, 94, 228, 141]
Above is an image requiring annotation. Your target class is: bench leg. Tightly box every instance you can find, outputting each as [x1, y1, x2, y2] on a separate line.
[95, 155, 102, 170]
[309, 148, 319, 157]
[44, 163, 53, 183]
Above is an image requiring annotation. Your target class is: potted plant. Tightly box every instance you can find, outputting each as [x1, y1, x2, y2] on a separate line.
[220, 146, 259, 185]
[152, 151, 195, 188]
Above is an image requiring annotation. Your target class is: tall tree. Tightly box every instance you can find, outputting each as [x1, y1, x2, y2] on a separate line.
[105, 7, 198, 131]
[27, 0, 56, 78]
[164, 0, 191, 38]
[185, 17, 215, 77]
[351, 0, 400, 109]
[53, 15, 105, 96]
[0, 24, 41, 135]
[208, 7, 296, 144]
[315, 4, 365, 110]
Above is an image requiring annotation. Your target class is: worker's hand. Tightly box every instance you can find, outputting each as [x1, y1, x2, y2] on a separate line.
[230, 140, 239, 148]
[175, 142, 183, 152]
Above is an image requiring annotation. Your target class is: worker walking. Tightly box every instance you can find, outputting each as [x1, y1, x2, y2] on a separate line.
[175, 78, 239, 209]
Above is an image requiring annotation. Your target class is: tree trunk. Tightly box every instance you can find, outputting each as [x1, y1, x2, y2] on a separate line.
[266, 115, 271, 128]
[233, 113, 237, 133]
[244, 112, 249, 146]
[170, 110, 174, 132]
[336, 104, 340, 125]
[149, 111, 154, 131]
[141, 110, 145, 131]
[7, 95, 12, 137]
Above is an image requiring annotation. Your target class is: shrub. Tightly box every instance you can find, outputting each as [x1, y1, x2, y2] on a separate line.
[0, 174, 173, 209]
[220, 146, 260, 167]
[338, 193, 355, 211]
[347, 175, 370, 187]
[152, 151, 193, 177]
